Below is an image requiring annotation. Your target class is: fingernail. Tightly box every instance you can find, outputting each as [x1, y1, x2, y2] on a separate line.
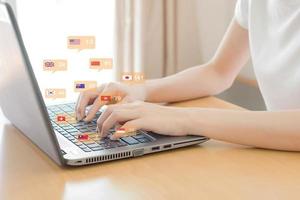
[110, 135, 117, 140]
[83, 117, 89, 122]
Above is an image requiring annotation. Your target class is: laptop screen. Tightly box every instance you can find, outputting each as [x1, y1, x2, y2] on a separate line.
[0, 3, 64, 166]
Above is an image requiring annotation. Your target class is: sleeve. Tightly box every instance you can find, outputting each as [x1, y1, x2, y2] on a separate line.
[235, 0, 249, 29]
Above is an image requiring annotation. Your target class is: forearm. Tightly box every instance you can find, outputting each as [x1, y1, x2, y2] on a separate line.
[144, 19, 250, 103]
[144, 63, 232, 103]
[187, 109, 300, 151]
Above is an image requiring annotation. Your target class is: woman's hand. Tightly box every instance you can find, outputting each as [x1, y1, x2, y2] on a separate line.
[97, 101, 193, 139]
[75, 82, 147, 121]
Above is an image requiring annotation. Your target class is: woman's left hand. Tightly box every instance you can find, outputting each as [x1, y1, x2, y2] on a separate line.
[97, 101, 193, 139]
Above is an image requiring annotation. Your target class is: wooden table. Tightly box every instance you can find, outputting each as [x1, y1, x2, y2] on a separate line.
[1, 97, 300, 200]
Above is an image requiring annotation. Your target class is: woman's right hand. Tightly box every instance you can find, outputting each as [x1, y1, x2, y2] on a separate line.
[75, 82, 147, 122]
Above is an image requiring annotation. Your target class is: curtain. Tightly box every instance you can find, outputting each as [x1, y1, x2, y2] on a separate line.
[114, 0, 237, 81]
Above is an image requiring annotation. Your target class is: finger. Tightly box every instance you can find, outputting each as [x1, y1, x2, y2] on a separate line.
[83, 95, 107, 122]
[75, 93, 92, 121]
[96, 103, 138, 130]
[96, 103, 134, 130]
[77, 90, 100, 120]
[100, 109, 139, 138]
[75, 84, 106, 120]
[118, 96, 134, 104]
[110, 119, 143, 140]
[75, 94, 83, 120]
[83, 85, 117, 122]
[96, 105, 115, 133]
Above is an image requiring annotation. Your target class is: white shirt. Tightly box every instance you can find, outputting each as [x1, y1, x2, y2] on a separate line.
[235, 0, 300, 110]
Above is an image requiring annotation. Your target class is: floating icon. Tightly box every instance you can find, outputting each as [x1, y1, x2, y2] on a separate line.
[43, 59, 67, 73]
[100, 95, 112, 102]
[45, 89, 66, 99]
[67, 36, 95, 51]
[74, 81, 97, 92]
[57, 115, 66, 122]
[121, 72, 145, 84]
[122, 73, 133, 81]
[89, 58, 113, 71]
[76, 83, 85, 89]
[44, 61, 55, 68]
[77, 134, 89, 141]
[69, 39, 80, 45]
[56, 115, 67, 124]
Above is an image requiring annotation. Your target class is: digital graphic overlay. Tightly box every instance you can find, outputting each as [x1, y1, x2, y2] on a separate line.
[67, 36, 96, 51]
[121, 72, 145, 84]
[89, 58, 113, 71]
[43, 59, 67, 73]
[45, 88, 66, 99]
[74, 81, 97, 92]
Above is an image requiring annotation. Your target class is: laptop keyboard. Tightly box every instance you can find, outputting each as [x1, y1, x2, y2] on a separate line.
[47, 103, 154, 152]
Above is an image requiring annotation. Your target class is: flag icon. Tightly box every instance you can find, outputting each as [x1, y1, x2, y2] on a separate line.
[100, 95, 112, 102]
[122, 74, 133, 81]
[44, 61, 55, 68]
[69, 39, 80, 45]
[76, 83, 85, 89]
[45, 89, 66, 99]
[74, 81, 97, 92]
[57, 115, 66, 122]
[78, 134, 89, 141]
[46, 90, 55, 96]
[91, 61, 101, 66]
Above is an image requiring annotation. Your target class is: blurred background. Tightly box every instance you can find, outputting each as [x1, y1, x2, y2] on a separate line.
[2, 0, 266, 110]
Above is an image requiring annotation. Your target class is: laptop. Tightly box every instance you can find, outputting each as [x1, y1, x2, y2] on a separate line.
[0, 3, 208, 166]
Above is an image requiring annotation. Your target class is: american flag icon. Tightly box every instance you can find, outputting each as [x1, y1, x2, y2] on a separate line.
[69, 39, 80, 45]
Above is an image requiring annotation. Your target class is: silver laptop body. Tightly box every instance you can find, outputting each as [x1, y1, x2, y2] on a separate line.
[0, 3, 208, 166]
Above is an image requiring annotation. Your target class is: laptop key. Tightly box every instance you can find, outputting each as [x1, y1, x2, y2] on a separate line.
[114, 140, 128, 147]
[74, 141, 83, 146]
[133, 134, 147, 139]
[91, 147, 104, 151]
[69, 132, 80, 136]
[66, 129, 79, 133]
[136, 137, 151, 143]
[86, 143, 101, 148]
[69, 138, 77, 142]
[121, 137, 139, 145]
[79, 128, 89, 132]
[82, 148, 92, 152]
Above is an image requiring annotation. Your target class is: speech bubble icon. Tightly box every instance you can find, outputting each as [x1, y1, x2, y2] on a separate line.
[121, 72, 145, 84]
[45, 88, 66, 100]
[43, 59, 67, 73]
[67, 36, 96, 51]
[89, 58, 113, 71]
[74, 81, 97, 92]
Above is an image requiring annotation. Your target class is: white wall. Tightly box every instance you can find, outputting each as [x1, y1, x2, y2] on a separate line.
[176, 0, 255, 78]
[175, 0, 264, 110]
